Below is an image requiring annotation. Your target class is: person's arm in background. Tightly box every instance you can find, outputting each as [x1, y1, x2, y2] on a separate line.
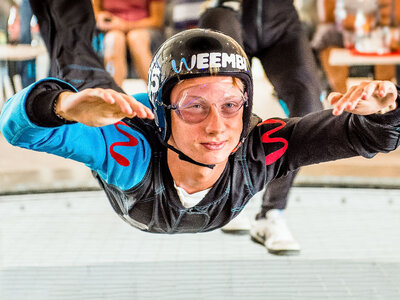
[93, 0, 116, 31]
[96, 0, 165, 33]
[317, 0, 336, 23]
[396, 0, 400, 24]
[317, 0, 359, 30]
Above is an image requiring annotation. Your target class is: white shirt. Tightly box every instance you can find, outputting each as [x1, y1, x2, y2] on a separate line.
[174, 182, 211, 208]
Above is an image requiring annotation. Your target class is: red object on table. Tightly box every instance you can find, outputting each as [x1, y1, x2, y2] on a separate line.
[350, 49, 400, 56]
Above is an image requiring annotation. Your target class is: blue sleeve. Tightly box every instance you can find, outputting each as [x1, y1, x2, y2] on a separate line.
[0, 79, 152, 190]
[132, 92, 152, 109]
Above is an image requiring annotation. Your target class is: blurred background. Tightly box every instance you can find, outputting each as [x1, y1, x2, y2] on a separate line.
[0, 0, 399, 299]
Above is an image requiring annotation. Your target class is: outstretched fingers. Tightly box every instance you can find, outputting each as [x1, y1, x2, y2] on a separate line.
[121, 93, 154, 119]
[332, 85, 361, 115]
[328, 92, 343, 106]
[359, 81, 397, 108]
[330, 80, 397, 116]
[111, 92, 134, 115]
[377, 81, 397, 102]
[99, 89, 154, 119]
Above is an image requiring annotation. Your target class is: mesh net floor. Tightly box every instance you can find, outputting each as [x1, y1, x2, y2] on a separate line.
[1, 188, 399, 299]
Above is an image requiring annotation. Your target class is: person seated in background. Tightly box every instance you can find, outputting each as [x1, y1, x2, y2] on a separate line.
[312, 0, 400, 94]
[92, 0, 165, 86]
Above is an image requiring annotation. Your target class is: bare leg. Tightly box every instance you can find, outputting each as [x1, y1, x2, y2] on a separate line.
[104, 30, 128, 86]
[127, 29, 153, 83]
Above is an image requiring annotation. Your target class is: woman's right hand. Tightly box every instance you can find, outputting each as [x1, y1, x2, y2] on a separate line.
[96, 11, 114, 31]
[96, 11, 128, 32]
[56, 88, 154, 127]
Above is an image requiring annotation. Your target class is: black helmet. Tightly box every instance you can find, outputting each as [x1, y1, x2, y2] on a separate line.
[148, 28, 253, 143]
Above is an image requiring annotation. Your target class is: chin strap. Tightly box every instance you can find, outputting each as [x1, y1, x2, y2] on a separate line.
[159, 139, 216, 169]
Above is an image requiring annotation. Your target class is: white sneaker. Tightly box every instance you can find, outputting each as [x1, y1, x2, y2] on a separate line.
[221, 212, 252, 234]
[250, 209, 300, 255]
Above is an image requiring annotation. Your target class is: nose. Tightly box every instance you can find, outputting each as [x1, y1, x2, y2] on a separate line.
[204, 105, 226, 134]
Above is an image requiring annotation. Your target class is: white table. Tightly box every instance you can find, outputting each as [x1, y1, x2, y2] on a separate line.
[329, 48, 400, 83]
[0, 44, 47, 106]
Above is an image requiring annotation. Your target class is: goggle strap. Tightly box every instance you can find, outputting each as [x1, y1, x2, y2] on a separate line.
[155, 100, 176, 110]
[159, 139, 216, 169]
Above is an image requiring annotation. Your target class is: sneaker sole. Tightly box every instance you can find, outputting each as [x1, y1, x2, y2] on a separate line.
[267, 249, 300, 256]
[250, 236, 300, 256]
[221, 229, 249, 235]
[250, 234, 265, 245]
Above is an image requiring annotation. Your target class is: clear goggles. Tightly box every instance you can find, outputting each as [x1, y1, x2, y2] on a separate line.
[161, 82, 248, 124]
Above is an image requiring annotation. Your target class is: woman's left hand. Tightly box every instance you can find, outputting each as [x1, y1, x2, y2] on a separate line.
[329, 80, 398, 116]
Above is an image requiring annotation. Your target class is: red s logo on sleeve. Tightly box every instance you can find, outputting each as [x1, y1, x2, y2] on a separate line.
[110, 121, 139, 166]
[258, 119, 288, 165]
